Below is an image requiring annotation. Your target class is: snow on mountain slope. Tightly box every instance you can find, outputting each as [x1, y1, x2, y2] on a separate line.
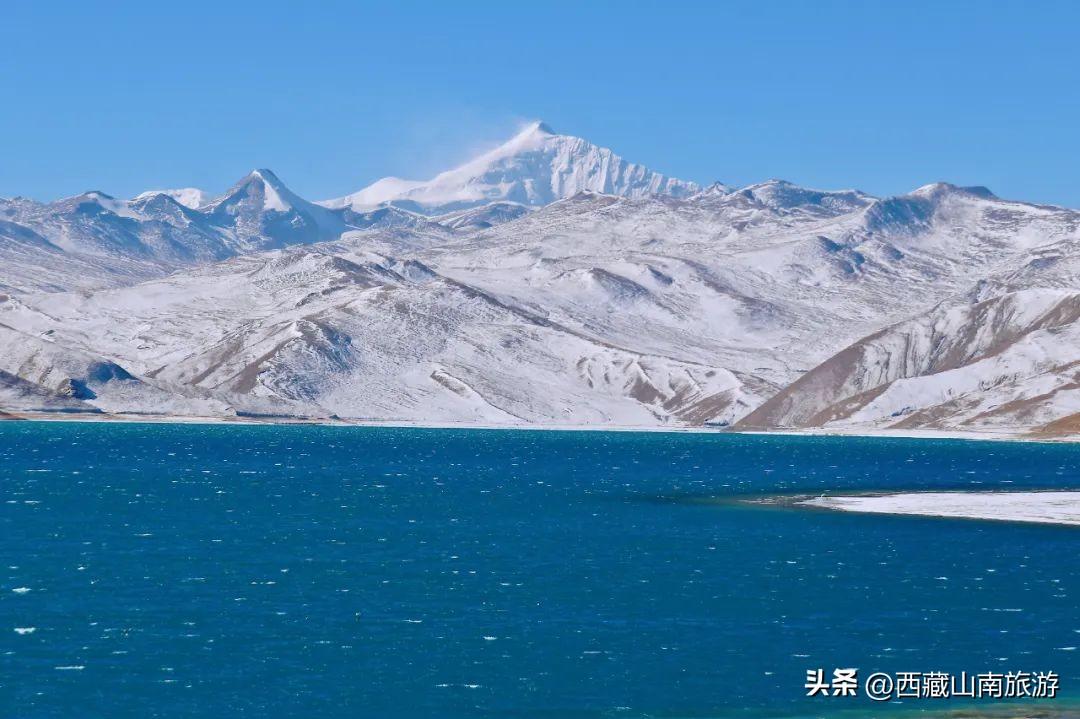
[203, 169, 346, 251]
[0, 369, 94, 414]
[0, 192, 238, 292]
[134, 187, 211, 209]
[339, 205, 449, 234]
[419, 185, 1063, 375]
[0, 171, 443, 293]
[0, 160, 534, 294]
[0, 191, 233, 262]
[737, 289, 1080, 435]
[4, 175, 1080, 429]
[0, 246, 760, 425]
[433, 202, 533, 230]
[3, 124, 1080, 433]
[0, 321, 227, 416]
[722, 179, 874, 217]
[392, 182, 1080, 432]
[323, 122, 700, 214]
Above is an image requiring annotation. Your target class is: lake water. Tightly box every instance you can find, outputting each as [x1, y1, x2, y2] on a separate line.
[1, 422, 1077, 718]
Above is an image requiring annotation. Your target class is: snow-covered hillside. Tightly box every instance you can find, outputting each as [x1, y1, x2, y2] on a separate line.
[738, 289, 1080, 434]
[2, 126, 1080, 435]
[0, 249, 755, 425]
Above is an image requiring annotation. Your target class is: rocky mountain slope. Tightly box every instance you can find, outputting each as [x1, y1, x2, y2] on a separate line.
[2, 125, 1079, 435]
[738, 288, 1080, 435]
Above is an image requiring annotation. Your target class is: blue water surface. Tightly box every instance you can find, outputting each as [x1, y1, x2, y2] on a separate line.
[0, 422, 1077, 718]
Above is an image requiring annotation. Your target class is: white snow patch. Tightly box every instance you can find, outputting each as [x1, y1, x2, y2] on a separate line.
[801, 491, 1080, 526]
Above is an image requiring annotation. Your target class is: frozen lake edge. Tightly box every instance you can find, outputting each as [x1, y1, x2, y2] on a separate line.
[787, 491, 1080, 527]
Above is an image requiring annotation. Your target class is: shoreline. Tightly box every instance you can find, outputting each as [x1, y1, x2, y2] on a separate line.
[0, 410, 1074, 444]
[753, 490, 1080, 527]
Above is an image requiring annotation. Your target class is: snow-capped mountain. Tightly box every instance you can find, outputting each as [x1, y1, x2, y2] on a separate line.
[0, 125, 703, 292]
[0, 190, 231, 261]
[321, 121, 700, 214]
[723, 179, 875, 217]
[0, 169, 433, 293]
[203, 169, 346, 251]
[134, 187, 212, 209]
[0, 190, 236, 292]
[2, 125, 1080, 437]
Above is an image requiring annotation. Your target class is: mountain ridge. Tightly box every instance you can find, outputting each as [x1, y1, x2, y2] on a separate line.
[320, 121, 702, 214]
[2, 124, 1079, 436]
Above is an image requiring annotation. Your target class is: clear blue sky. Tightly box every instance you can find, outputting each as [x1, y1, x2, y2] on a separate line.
[3, 1, 1078, 206]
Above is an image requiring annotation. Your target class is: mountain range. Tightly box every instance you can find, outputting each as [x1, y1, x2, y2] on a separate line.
[2, 122, 1079, 438]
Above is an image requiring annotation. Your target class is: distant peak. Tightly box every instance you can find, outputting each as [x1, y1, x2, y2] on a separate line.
[238, 168, 291, 196]
[248, 168, 282, 185]
[513, 120, 556, 140]
[323, 119, 698, 212]
[910, 182, 997, 201]
[132, 191, 178, 205]
[204, 168, 305, 214]
[739, 179, 795, 194]
[694, 182, 731, 197]
[910, 182, 956, 196]
[132, 187, 210, 210]
[960, 185, 997, 200]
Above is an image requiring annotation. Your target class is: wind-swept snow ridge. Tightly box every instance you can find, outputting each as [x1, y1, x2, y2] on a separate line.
[322, 121, 700, 213]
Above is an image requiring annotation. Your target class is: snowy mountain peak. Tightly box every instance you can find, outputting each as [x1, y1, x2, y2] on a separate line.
[322, 123, 699, 214]
[509, 120, 556, 142]
[723, 179, 875, 216]
[248, 168, 282, 185]
[910, 182, 997, 201]
[692, 182, 732, 198]
[60, 190, 144, 220]
[153, 168, 340, 253]
[208, 168, 304, 213]
[133, 188, 211, 210]
[858, 183, 1006, 236]
[241, 168, 288, 194]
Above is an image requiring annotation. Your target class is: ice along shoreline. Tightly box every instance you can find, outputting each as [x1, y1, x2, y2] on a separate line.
[762, 491, 1080, 527]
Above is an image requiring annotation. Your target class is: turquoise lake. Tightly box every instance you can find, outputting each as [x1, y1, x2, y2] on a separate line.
[0, 422, 1077, 717]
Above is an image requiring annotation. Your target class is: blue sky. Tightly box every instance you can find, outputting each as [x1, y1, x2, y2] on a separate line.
[3, 1, 1078, 206]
